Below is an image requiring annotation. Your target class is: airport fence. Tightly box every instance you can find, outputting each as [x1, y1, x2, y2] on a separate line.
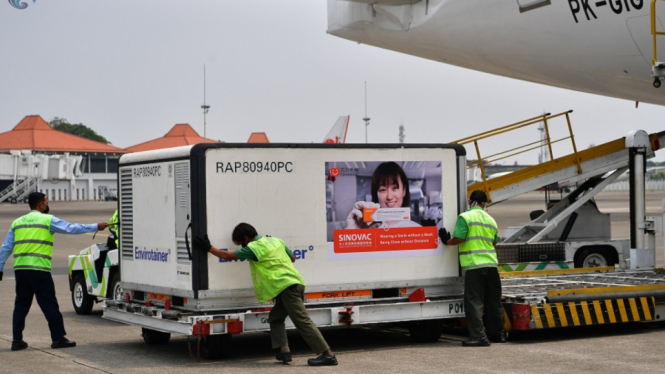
[604, 180, 665, 191]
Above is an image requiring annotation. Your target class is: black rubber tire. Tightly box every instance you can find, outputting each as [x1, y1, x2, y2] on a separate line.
[71, 274, 94, 315]
[408, 319, 444, 343]
[200, 334, 232, 360]
[575, 247, 616, 268]
[9, 197, 17, 204]
[107, 271, 122, 301]
[142, 328, 171, 345]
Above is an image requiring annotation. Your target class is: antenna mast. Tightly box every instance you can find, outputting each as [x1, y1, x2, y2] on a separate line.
[363, 81, 370, 143]
[201, 64, 210, 143]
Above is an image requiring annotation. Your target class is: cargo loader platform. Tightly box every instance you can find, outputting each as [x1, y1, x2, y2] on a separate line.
[500, 268, 665, 331]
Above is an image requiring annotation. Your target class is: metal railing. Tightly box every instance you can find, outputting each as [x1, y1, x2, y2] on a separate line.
[0, 177, 40, 204]
[451, 110, 579, 200]
[651, 0, 665, 87]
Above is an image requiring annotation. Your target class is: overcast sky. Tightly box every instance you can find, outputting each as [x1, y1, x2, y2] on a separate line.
[2, 0, 665, 163]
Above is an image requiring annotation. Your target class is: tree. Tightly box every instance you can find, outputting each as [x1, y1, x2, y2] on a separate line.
[49, 117, 111, 145]
[650, 171, 665, 180]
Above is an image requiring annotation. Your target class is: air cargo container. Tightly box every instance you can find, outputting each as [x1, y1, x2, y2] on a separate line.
[103, 143, 468, 358]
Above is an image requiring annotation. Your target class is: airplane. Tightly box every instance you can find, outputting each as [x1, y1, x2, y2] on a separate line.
[248, 115, 350, 143]
[323, 115, 350, 143]
[326, 0, 665, 106]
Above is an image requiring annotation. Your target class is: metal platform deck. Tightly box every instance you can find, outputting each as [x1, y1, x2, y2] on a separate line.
[501, 269, 665, 303]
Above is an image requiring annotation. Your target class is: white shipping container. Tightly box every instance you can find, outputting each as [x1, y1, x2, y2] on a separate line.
[117, 143, 467, 311]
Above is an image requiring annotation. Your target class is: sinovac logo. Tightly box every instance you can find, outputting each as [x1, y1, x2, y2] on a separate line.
[338, 233, 372, 242]
[135, 247, 171, 262]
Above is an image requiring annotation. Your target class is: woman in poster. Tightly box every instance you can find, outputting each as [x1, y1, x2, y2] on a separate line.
[346, 162, 422, 229]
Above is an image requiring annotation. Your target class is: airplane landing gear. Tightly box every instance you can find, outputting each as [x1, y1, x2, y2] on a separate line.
[654, 78, 662, 88]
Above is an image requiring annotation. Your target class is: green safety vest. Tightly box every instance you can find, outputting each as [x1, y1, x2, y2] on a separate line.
[458, 208, 499, 271]
[109, 210, 119, 247]
[247, 236, 305, 303]
[11, 211, 55, 272]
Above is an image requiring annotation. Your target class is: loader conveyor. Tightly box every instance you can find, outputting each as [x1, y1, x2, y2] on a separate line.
[454, 111, 665, 205]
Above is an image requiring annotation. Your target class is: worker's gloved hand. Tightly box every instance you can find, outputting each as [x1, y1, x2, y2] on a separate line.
[193, 235, 212, 253]
[438, 228, 451, 245]
[0, 271, 3, 281]
[346, 201, 380, 229]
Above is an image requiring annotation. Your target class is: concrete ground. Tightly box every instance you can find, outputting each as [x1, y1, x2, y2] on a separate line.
[1, 193, 665, 373]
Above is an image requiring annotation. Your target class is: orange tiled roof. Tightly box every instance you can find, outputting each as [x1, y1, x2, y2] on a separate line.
[248, 132, 270, 143]
[0, 115, 125, 153]
[125, 123, 219, 152]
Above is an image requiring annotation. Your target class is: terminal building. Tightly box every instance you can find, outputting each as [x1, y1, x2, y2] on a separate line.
[0, 115, 126, 202]
[0, 114, 342, 203]
[0, 116, 217, 203]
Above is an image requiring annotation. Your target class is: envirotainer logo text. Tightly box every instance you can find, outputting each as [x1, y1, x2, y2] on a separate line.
[134, 247, 171, 262]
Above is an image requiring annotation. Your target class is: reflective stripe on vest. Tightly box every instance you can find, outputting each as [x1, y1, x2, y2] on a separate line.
[109, 210, 119, 247]
[11, 211, 54, 272]
[247, 236, 305, 303]
[458, 208, 498, 270]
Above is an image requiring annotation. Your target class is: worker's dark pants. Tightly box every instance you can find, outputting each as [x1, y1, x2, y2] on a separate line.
[13, 270, 66, 342]
[464, 267, 504, 338]
[268, 284, 330, 354]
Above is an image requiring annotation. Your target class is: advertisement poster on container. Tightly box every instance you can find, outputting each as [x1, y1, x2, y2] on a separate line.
[325, 161, 444, 260]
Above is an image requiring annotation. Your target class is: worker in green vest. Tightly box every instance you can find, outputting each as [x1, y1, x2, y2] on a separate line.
[439, 190, 506, 346]
[0, 192, 109, 351]
[108, 210, 119, 249]
[194, 223, 338, 366]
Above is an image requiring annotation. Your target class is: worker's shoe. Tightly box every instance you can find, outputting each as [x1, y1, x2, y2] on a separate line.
[462, 336, 491, 347]
[307, 354, 338, 366]
[275, 351, 292, 364]
[51, 338, 76, 349]
[489, 331, 507, 343]
[11, 340, 28, 351]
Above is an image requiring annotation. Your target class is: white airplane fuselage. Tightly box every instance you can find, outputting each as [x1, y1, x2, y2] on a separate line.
[327, 0, 665, 105]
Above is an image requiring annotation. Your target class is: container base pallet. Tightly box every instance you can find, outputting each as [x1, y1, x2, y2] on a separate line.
[102, 295, 466, 336]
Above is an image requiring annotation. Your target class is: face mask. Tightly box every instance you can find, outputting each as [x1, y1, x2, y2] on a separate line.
[43, 205, 50, 214]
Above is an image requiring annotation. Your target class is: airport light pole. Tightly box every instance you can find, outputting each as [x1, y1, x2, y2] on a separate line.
[201, 64, 210, 143]
[363, 81, 370, 143]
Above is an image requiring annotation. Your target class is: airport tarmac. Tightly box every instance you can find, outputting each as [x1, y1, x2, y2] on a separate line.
[1, 193, 665, 373]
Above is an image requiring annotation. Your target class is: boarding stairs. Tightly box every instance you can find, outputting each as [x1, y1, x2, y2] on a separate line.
[452, 111, 665, 246]
[0, 176, 40, 204]
[452, 111, 665, 205]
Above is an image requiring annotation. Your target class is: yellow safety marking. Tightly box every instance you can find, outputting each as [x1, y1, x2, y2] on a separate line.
[531, 305, 544, 329]
[629, 298, 640, 321]
[568, 301, 581, 326]
[592, 300, 605, 324]
[543, 304, 556, 327]
[580, 301, 593, 325]
[502, 306, 512, 332]
[469, 138, 625, 195]
[555, 303, 568, 327]
[501, 267, 614, 279]
[604, 300, 617, 323]
[616, 299, 629, 323]
[641, 297, 653, 320]
[548, 283, 665, 297]
[306, 289, 372, 300]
